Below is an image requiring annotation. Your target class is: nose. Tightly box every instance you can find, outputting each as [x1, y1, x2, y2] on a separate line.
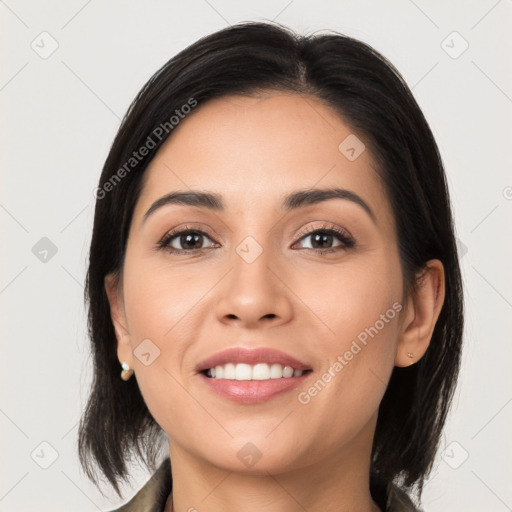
[215, 243, 293, 329]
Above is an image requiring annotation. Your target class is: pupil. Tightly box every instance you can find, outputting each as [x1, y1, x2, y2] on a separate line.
[313, 233, 332, 249]
[182, 233, 202, 249]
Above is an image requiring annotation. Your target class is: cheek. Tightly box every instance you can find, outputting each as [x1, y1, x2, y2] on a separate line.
[123, 254, 210, 344]
[120, 256, 206, 423]
[293, 255, 402, 427]
[294, 252, 403, 349]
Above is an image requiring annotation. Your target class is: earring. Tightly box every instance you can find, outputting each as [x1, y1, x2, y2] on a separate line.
[407, 352, 414, 359]
[120, 361, 134, 381]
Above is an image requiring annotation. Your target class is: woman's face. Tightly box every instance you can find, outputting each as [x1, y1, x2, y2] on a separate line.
[108, 92, 409, 474]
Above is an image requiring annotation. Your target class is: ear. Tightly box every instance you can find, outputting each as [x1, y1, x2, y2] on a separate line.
[104, 272, 133, 367]
[395, 259, 445, 367]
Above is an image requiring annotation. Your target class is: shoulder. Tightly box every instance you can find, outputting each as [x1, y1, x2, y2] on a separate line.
[386, 482, 424, 512]
[106, 457, 172, 512]
[370, 472, 424, 512]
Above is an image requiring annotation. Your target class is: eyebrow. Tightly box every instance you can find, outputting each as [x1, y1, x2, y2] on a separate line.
[143, 187, 376, 224]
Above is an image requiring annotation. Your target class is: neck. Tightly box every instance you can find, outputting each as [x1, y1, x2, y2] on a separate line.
[164, 415, 381, 512]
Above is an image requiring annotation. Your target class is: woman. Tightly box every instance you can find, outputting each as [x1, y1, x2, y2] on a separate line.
[78, 21, 464, 512]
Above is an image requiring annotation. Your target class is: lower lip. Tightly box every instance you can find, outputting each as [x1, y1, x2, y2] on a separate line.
[199, 372, 311, 404]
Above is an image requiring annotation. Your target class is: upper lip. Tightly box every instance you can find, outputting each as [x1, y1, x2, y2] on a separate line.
[196, 347, 312, 373]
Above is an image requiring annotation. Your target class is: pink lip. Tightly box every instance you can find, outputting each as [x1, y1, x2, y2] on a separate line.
[199, 372, 311, 404]
[195, 347, 311, 373]
[196, 347, 312, 404]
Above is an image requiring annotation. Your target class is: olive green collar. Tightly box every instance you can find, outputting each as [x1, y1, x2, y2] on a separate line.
[108, 457, 422, 512]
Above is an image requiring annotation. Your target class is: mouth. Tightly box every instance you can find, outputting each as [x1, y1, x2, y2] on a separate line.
[196, 347, 313, 403]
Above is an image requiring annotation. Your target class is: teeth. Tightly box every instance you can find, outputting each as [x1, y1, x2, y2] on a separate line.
[206, 363, 305, 380]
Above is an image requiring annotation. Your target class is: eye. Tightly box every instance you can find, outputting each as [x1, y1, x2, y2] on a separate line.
[293, 224, 355, 254]
[156, 223, 355, 256]
[157, 226, 218, 254]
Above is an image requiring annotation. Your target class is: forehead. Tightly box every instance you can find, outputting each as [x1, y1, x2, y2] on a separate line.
[134, 92, 390, 222]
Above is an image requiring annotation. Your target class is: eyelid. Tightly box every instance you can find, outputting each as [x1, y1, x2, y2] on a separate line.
[157, 224, 218, 249]
[294, 223, 353, 243]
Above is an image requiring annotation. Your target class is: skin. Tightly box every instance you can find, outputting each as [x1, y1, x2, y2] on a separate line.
[105, 92, 445, 512]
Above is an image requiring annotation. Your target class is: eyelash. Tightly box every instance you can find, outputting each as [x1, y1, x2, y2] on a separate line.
[157, 224, 355, 256]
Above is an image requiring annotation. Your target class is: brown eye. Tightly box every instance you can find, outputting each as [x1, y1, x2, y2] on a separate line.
[293, 225, 355, 254]
[158, 228, 217, 254]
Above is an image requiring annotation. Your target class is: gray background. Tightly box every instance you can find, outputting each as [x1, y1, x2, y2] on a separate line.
[1, 1, 511, 511]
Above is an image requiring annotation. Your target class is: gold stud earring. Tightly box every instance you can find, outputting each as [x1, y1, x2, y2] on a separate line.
[407, 352, 414, 358]
[120, 361, 134, 381]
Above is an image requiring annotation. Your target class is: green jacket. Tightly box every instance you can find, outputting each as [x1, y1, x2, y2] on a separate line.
[108, 457, 422, 512]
